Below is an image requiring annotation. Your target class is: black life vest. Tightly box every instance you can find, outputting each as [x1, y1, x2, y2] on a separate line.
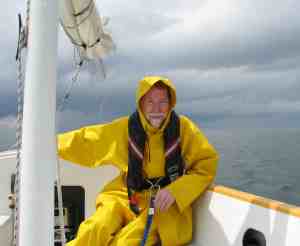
[127, 110, 184, 214]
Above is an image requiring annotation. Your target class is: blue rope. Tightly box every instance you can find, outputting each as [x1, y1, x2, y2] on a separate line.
[140, 196, 155, 246]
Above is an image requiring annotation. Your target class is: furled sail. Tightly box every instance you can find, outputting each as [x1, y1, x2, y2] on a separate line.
[59, 0, 114, 60]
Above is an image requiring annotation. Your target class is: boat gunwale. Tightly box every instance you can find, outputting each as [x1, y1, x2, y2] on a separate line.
[2, 151, 300, 218]
[210, 184, 300, 218]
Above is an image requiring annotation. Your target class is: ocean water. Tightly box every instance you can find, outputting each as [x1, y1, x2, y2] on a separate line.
[205, 127, 300, 207]
[0, 127, 15, 151]
[1, 127, 300, 206]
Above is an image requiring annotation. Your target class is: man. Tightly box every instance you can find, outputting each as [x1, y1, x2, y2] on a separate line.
[58, 76, 219, 246]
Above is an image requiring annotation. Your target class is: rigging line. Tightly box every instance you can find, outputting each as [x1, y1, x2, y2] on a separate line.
[55, 46, 91, 246]
[14, 53, 68, 246]
[12, 1, 68, 245]
[12, 0, 31, 242]
[57, 61, 83, 113]
[55, 49, 86, 246]
[98, 57, 106, 79]
[12, 35, 25, 246]
[73, 45, 81, 67]
[57, 26, 86, 114]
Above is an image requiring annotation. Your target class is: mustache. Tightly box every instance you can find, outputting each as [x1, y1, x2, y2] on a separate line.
[148, 113, 166, 118]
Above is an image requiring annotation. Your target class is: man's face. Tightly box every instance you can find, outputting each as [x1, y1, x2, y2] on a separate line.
[140, 86, 170, 128]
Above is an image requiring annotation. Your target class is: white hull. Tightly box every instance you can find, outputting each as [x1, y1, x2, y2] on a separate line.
[1, 150, 300, 245]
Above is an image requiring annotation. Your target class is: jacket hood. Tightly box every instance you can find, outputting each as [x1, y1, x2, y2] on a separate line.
[136, 76, 177, 133]
[136, 76, 177, 109]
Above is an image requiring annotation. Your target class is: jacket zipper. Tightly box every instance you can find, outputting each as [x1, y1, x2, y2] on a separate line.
[147, 137, 151, 162]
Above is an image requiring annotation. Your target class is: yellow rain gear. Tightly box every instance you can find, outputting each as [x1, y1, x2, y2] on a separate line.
[58, 76, 219, 246]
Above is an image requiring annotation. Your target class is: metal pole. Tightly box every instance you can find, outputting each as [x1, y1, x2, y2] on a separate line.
[18, 0, 58, 245]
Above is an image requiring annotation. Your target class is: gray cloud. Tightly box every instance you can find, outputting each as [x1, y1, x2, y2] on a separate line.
[116, 0, 300, 72]
[1, 0, 300, 143]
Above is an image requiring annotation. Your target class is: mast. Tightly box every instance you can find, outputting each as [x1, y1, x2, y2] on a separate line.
[18, 0, 58, 245]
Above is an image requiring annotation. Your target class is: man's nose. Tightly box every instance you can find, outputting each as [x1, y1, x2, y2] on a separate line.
[152, 103, 161, 113]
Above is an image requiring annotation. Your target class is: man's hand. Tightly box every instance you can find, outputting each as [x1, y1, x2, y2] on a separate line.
[154, 188, 175, 213]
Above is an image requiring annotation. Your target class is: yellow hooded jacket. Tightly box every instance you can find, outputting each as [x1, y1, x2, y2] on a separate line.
[58, 76, 219, 245]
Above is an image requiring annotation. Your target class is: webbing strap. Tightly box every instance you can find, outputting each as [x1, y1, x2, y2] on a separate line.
[140, 196, 155, 246]
[141, 177, 170, 190]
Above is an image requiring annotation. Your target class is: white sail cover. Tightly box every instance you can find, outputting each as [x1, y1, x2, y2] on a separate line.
[59, 0, 114, 60]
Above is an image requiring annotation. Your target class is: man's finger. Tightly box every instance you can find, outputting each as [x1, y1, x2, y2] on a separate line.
[155, 191, 170, 212]
[160, 196, 171, 212]
[154, 191, 166, 211]
[159, 194, 168, 211]
[154, 192, 162, 211]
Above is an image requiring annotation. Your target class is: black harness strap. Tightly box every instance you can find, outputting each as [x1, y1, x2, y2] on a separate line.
[127, 110, 184, 214]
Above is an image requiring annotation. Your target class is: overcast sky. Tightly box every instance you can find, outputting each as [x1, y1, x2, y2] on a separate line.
[1, 0, 300, 150]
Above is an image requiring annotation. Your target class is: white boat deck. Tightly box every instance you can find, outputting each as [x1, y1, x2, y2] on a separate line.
[1, 150, 300, 245]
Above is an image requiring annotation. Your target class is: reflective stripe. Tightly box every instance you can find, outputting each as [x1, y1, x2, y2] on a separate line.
[129, 136, 144, 160]
[165, 138, 180, 158]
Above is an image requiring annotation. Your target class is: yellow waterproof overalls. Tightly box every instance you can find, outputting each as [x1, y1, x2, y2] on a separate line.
[58, 76, 219, 246]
